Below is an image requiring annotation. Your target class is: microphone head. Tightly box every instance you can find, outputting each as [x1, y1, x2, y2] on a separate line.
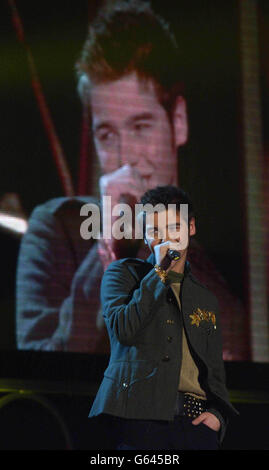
[167, 249, 181, 261]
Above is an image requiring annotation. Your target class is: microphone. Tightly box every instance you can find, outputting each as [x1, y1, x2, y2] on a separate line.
[160, 249, 181, 270]
[167, 249, 181, 261]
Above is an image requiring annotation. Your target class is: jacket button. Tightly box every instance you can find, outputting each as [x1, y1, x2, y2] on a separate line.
[167, 336, 173, 342]
[167, 296, 172, 303]
[162, 355, 170, 362]
[166, 319, 174, 325]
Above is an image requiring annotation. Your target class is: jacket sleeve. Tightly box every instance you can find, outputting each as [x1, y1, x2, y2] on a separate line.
[16, 202, 97, 351]
[101, 261, 168, 345]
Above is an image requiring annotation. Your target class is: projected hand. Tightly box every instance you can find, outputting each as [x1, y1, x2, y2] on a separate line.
[98, 164, 145, 265]
[99, 164, 145, 211]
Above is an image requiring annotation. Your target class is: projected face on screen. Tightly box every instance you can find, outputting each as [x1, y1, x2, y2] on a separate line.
[90, 71, 186, 197]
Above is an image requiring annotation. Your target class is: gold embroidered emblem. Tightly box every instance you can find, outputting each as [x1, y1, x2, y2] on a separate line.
[189, 308, 216, 329]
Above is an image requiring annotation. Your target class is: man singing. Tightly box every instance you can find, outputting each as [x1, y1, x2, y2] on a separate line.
[89, 185, 238, 450]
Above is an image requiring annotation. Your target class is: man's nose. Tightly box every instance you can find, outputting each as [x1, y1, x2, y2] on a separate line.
[119, 132, 137, 166]
[119, 133, 153, 175]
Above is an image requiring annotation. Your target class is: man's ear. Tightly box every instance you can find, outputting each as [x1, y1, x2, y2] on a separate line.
[189, 217, 196, 237]
[173, 96, 188, 147]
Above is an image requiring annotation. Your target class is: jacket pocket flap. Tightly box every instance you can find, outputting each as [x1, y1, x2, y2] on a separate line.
[104, 360, 157, 386]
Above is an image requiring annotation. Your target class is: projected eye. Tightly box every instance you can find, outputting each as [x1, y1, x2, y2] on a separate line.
[132, 121, 152, 136]
[95, 129, 117, 145]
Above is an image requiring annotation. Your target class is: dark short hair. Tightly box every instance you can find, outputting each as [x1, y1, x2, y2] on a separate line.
[76, 0, 184, 113]
[140, 185, 195, 229]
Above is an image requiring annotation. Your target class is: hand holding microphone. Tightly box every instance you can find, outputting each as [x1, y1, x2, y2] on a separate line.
[160, 248, 181, 271]
[154, 241, 184, 273]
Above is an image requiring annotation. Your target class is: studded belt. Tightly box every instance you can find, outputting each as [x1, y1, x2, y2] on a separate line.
[174, 391, 207, 419]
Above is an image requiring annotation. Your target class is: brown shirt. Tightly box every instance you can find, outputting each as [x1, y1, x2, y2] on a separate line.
[167, 270, 206, 400]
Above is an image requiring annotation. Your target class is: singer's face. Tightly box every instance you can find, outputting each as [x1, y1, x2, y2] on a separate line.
[90, 72, 187, 200]
[145, 208, 195, 251]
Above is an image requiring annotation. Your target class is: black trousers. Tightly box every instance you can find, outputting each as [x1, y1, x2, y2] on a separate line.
[108, 414, 220, 450]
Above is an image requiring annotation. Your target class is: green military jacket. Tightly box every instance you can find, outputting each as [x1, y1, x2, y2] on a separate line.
[89, 254, 238, 439]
